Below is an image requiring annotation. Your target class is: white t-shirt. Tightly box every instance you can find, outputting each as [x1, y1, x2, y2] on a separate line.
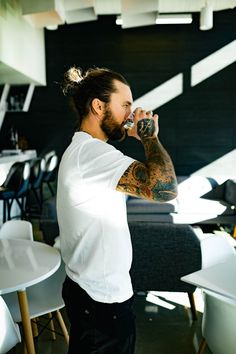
[56, 132, 135, 303]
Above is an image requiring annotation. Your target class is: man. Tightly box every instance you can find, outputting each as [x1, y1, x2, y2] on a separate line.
[57, 66, 178, 354]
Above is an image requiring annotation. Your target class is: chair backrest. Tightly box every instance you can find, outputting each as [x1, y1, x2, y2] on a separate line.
[3, 261, 66, 321]
[16, 162, 31, 197]
[43, 154, 58, 182]
[129, 221, 202, 292]
[30, 157, 46, 189]
[224, 179, 236, 205]
[43, 150, 56, 163]
[0, 296, 21, 354]
[2, 162, 23, 189]
[196, 234, 236, 353]
[0, 220, 34, 240]
[3, 161, 30, 197]
[202, 290, 236, 354]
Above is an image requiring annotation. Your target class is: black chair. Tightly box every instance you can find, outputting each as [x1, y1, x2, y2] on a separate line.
[0, 161, 31, 222]
[129, 221, 202, 321]
[41, 153, 58, 200]
[26, 157, 46, 217]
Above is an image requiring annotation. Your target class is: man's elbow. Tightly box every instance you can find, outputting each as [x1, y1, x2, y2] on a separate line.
[152, 180, 178, 202]
[153, 191, 177, 202]
[167, 182, 178, 200]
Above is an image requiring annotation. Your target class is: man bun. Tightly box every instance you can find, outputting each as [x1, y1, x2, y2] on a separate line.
[62, 66, 83, 96]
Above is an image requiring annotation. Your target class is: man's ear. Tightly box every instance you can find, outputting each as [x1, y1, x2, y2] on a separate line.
[91, 98, 104, 117]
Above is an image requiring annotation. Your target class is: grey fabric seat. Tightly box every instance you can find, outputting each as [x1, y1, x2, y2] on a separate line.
[39, 198, 202, 320]
[129, 221, 202, 320]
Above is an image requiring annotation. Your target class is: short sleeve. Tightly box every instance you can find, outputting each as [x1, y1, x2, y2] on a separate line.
[78, 138, 135, 189]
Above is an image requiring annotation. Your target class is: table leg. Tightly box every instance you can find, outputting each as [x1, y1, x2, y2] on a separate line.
[17, 290, 36, 354]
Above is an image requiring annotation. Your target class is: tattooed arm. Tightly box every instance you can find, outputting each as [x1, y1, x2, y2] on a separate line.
[116, 113, 178, 202]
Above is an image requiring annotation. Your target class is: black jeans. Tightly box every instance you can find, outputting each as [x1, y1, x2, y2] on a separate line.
[62, 276, 136, 354]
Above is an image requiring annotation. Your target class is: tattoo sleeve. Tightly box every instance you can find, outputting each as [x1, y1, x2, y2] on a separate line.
[116, 119, 178, 202]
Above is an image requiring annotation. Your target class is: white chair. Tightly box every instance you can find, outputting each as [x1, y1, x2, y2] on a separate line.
[198, 234, 236, 354]
[182, 233, 236, 354]
[0, 219, 69, 344]
[0, 219, 33, 240]
[0, 295, 21, 354]
[3, 261, 69, 344]
[198, 290, 236, 354]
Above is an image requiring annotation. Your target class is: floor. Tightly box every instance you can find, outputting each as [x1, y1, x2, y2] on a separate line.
[9, 288, 212, 354]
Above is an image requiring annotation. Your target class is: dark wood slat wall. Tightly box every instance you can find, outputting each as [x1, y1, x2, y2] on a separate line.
[1, 10, 235, 175]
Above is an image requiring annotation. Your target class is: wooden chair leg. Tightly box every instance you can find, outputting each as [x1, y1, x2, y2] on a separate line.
[188, 292, 197, 320]
[31, 318, 39, 337]
[23, 342, 27, 354]
[233, 225, 236, 238]
[56, 310, 69, 345]
[197, 338, 207, 354]
[48, 312, 56, 340]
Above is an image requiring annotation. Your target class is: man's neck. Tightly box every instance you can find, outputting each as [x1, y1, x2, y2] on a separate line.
[80, 119, 108, 142]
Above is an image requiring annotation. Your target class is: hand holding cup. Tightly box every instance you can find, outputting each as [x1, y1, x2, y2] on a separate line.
[125, 107, 159, 140]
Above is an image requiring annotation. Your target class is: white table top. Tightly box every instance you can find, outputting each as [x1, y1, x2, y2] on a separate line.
[181, 256, 236, 301]
[0, 239, 61, 294]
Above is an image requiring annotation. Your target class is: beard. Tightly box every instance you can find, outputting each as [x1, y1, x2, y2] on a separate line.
[101, 105, 127, 141]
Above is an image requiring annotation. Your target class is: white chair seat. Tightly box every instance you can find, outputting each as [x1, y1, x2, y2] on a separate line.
[3, 262, 65, 321]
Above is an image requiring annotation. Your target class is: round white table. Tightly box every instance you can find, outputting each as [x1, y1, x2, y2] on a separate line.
[0, 238, 61, 354]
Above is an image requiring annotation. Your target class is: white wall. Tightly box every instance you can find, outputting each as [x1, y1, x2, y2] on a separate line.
[0, 5, 46, 85]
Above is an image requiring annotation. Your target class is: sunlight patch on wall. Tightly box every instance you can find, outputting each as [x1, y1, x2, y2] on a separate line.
[133, 73, 183, 111]
[191, 148, 236, 180]
[191, 40, 236, 87]
[132, 40, 236, 112]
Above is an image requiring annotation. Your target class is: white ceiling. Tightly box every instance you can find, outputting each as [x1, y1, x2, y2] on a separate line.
[19, 0, 236, 29]
[95, 0, 236, 14]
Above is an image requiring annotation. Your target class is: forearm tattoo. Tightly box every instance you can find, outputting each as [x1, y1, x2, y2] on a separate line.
[117, 136, 178, 202]
[137, 119, 155, 139]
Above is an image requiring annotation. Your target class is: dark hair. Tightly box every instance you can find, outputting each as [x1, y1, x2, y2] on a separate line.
[61, 66, 129, 129]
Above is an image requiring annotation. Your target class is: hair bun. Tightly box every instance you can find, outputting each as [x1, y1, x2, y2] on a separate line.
[67, 67, 83, 83]
[62, 66, 83, 96]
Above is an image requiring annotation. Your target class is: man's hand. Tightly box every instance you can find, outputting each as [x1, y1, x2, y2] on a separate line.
[127, 107, 159, 140]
